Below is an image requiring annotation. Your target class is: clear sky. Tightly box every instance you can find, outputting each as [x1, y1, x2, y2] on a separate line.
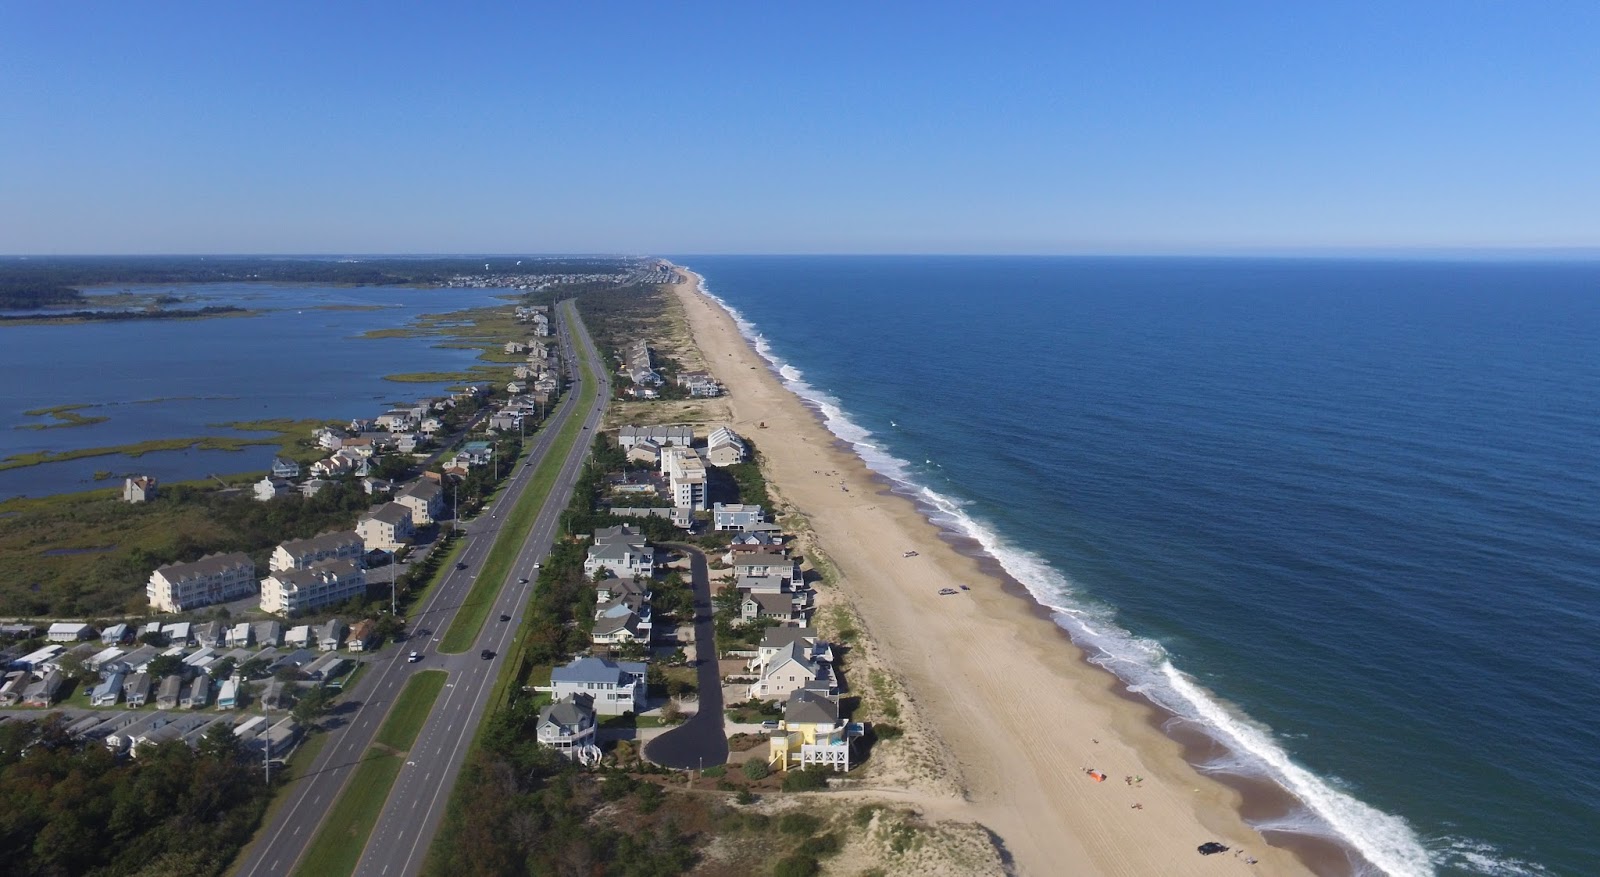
[3, 2, 1597, 255]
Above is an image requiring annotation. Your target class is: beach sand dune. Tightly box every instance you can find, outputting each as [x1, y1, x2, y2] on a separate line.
[668, 267, 1314, 877]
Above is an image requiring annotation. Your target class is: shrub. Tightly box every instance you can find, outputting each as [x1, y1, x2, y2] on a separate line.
[782, 769, 829, 792]
[852, 804, 882, 828]
[701, 764, 727, 778]
[736, 789, 756, 805]
[873, 723, 903, 740]
[778, 812, 822, 836]
[771, 854, 819, 877]
[636, 782, 664, 813]
[742, 759, 770, 781]
[799, 832, 842, 858]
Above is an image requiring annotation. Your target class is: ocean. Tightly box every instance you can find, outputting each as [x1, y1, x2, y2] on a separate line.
[0, 282, 514, 500]
[680, 255, 1600, 877]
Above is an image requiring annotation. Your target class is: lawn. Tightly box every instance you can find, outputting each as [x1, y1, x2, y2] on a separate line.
[374, 671, 447, 751]
[292, 749, 404, 877]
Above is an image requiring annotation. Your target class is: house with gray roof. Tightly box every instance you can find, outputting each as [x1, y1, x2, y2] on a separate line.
[155, 674, 184, 709]
[617, 424, 694, 450]
[584, 527, 654, 580]
[196, 620, 226, 649]
[21, 669, 64, 707]
[549, 657, 646, 716]
[317, 619, 346, 651]
[713, 502, 765, 532]
[537, 693, 599, 762]
[91, 672, 125, 706]
[183, 675, 210, 709]
[252, 620, 282, 648]
[47, 622, 95, 642]
[123, 675, 152, 710]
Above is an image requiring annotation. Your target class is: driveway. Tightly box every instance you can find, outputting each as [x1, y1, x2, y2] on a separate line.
[641, 544, 728, 769]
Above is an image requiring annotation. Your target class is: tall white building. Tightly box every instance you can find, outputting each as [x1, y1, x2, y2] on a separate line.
[660, 446, 707, 511]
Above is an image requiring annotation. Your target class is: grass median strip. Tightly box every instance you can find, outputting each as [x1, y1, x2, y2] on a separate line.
[293, 670, 449, 877]
[375, 670, 448, 750]
[292, 750, 404, 877]
[438, 391, 590, 653]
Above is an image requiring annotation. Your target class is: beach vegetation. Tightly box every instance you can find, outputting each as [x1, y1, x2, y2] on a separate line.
[741, 758, 771, 781]
[782, 769, 830, 793]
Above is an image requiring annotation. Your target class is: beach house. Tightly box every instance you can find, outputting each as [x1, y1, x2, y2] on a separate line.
[767, 689, 859, 773]
[584, 526, 655, 580]
[537, 694, 600, 762]
[705, 426, 747, 465]
[123, 475, 158, 503]
[747, 628, 835, 701]
[549, 656, 646, 717]
[713, 502, 765, 532]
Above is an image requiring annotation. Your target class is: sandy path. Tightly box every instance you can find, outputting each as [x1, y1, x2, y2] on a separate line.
[668, 267, 1312, 877]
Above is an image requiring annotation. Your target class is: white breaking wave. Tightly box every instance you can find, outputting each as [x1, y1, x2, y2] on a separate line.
[693, 267, 1534, 877]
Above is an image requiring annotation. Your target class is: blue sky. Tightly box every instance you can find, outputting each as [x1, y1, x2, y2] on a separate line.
[3, 3, 1597, 254]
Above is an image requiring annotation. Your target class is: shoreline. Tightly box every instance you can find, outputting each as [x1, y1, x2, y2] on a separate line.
[666, 265, 1325, 876]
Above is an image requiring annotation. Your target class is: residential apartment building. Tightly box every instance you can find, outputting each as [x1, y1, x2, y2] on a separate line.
[357, 503, 415, 552]
[147, 552, 257, 613]
[259, 559, 367, 616]
[395, 480, 444, 526]
[270, 530, 364, 572]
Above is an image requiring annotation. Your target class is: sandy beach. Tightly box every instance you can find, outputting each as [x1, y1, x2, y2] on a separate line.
[667, 266, 1316, 876]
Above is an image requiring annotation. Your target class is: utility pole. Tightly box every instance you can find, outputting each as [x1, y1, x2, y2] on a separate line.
[390, 549, 397, 616]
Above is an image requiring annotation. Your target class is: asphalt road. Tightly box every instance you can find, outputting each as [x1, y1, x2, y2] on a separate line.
[233, 300, 609, 877]
[641, 545, 729, 770]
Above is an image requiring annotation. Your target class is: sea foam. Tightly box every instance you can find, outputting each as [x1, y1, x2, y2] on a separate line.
[690, 271, 1494, 876]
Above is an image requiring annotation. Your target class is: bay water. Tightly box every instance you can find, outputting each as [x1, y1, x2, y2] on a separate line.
[682, 255, 1600, 877]
[0, 283, 513, 500]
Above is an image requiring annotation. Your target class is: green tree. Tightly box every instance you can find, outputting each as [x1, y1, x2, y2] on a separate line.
[146, 654, 184, 678]
[198, 721, 242, 761]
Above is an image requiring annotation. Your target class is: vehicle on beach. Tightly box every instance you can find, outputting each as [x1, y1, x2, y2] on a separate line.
[938, 588, 958, 595]
[902, 550, 918, 557]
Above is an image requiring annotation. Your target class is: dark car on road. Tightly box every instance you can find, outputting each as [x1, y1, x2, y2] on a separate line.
[480, 649, 495, 660]
[499, 613, 511, 622]
[456, 561, 467, 570]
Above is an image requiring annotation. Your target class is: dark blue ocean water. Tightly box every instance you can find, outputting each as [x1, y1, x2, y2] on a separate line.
[682, 255, 1600, 877]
